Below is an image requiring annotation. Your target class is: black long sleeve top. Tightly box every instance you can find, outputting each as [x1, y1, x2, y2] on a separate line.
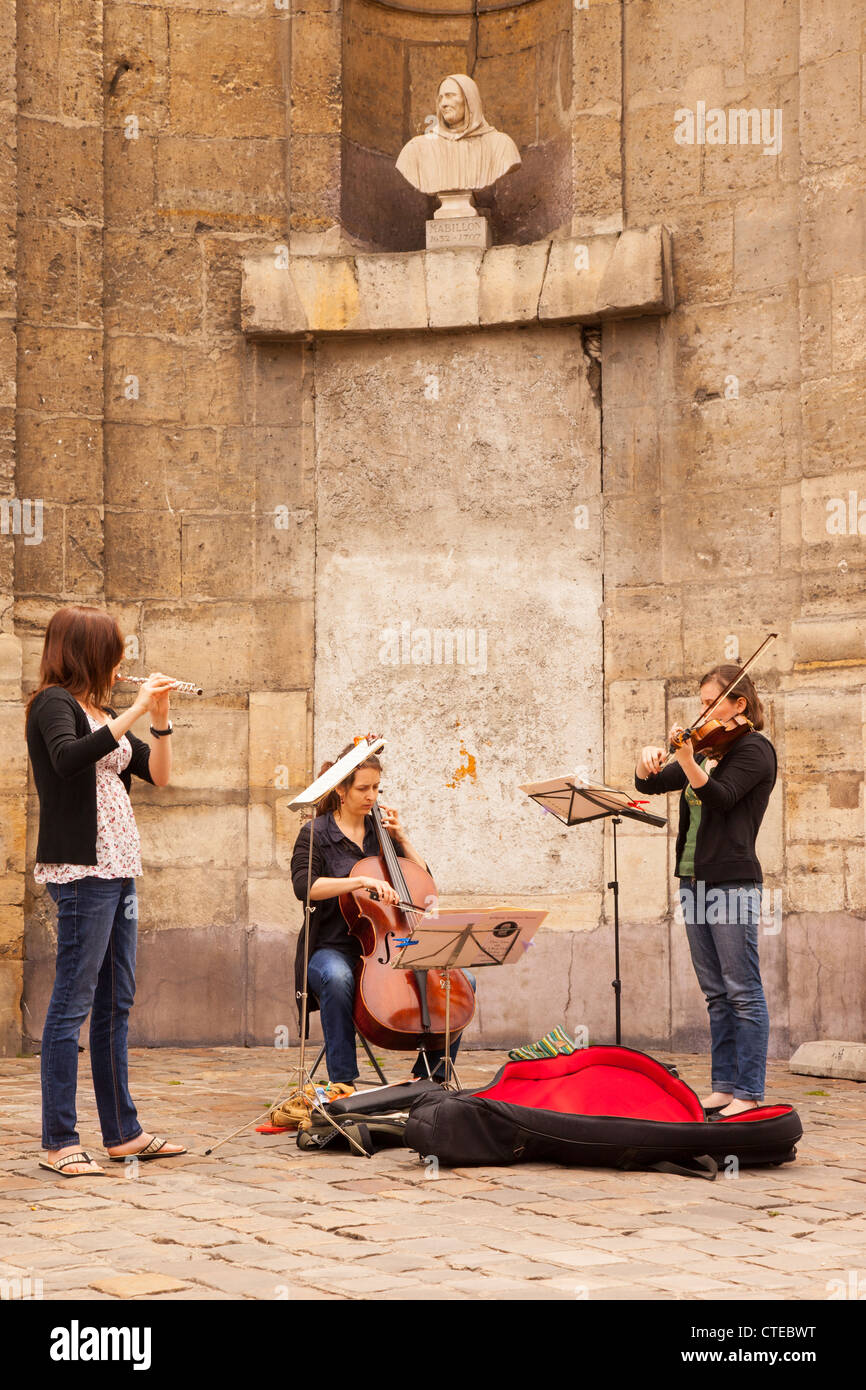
[26, 686, 154, 865]
[290, 812, 381, 1019]
[634, 730, 777, 884]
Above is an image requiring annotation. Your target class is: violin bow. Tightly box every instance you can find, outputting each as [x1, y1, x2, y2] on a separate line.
[664, 631, 778, 763]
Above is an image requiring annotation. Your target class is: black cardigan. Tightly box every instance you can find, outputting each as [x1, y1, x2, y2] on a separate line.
[634, 731, 777, 884]
[26, 686, 154, 866]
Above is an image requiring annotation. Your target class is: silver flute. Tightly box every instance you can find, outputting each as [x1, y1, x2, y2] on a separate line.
[119, 675, 203, 696]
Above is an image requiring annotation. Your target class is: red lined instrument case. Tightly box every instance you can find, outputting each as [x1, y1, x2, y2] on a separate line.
[403, 1046, 802, 1179]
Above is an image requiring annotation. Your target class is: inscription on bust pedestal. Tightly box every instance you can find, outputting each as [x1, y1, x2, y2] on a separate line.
[426, 217, 492, 250]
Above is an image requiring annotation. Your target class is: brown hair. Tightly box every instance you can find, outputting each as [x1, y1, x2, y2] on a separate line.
[699, 663, 764, 731]
[25, 605, 125, 727]
[316, 742, 383, 816]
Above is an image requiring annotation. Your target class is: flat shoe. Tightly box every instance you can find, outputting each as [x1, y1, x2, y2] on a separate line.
[39, 1149, 105, 1178]
[108, 1134, 187, 1162]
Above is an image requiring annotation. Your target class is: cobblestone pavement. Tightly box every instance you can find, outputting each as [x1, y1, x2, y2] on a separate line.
[2, 1047, 864, 1301]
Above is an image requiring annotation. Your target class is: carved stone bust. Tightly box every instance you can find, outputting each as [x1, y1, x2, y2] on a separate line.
[396, 74, 521, 220]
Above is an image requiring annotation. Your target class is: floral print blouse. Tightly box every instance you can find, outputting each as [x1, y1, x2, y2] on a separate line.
[34, 710, 143, 883]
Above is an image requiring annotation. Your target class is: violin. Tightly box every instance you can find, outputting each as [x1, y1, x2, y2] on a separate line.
[663, 632, 777, 767]
[338, 801, 476, 1052]
[670, 713, 753, 760]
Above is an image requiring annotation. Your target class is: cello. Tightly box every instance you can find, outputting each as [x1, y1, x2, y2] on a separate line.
[338, 799, 476, 1053]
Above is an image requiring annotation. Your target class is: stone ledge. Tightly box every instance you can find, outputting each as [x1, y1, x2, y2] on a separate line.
[789, 1040, 866, 1083]
[241, 225, 674, 339]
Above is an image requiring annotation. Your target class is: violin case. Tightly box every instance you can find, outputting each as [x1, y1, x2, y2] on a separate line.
[402, 1046, 803, 1180]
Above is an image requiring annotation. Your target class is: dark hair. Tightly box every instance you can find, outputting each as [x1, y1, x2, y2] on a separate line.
[699, 664, 764, 731]
[316, 742, 383, 816]
[25, 605, 125, 727]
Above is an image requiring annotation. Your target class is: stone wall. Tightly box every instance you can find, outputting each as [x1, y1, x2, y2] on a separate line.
[5, 1, 865, 1059]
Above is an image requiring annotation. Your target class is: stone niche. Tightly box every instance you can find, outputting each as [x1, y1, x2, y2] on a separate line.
[243, 225, 673, 1046]
[341, 0, 574, 251]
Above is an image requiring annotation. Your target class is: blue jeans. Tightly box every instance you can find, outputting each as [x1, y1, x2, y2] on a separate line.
[42, 878, 142, 1150]
[307, 947, 476, 1085]
[678, 878, 770, 1101]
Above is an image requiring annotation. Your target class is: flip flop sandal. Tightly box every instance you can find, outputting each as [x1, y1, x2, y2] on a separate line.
[39, 1149, 105, 1178]
[108, 1134, 187, 1162]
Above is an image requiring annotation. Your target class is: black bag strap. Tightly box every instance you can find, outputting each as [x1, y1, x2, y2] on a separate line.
[650, 1154, 719, 1181]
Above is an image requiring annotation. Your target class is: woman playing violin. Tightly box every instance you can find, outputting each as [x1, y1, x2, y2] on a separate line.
[290, 744, 472, 1087]
[634, 664, 777, 1117]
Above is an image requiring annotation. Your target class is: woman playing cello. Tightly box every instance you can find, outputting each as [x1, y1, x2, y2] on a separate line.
[290, 743, 474, 1091]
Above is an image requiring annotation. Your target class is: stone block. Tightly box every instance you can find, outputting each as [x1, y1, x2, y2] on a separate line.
[604, 586, 684, 682]
[166, 709, 248, 791]
[157, 135, 286, 227]
[104, 131, 157, 230]
[540, 231, 673, 325]
[17, 1, 59, 116]
[733, 191, 798, 294]
[785, 845, 845, 913]
[791, 616, 866, 669]
[249, 692, 308, 791]
[16, 416, 102, 505]
[785, 912, 866, 1043]
[12, 503, 63, 595]
[0, 960, 22, 1055]
[248, 876, 295, 931]
[355, 254, 428, 332]
[424, 250, 482, 329]
[800, 53, 862, 167]
[661, 486, 780, 585]
[832, 274, 866, 374]
[170, 13, 285, 138]
[801, 173, 866, 285]
[201, 235, 250, 337]
[478, 241, 549, 326]
[663, 297, 799, 399]
[601, 403, 659, 496]
[135, 802, 248, 869]
[132, 924, 244, 1044]
[105, 509, 182, 600]
[606, 679, 667, 792]
[783, 689, 862, 775]
[105, 2, 170, 131]
[786, 776, 863, 846]
[248, 802, 274, 871]
[667, 201, 734, 306]
[18, 120, 103, 221]
[603, 495, 662, 586]
[344, 23, 403, 149]
[254, 508, 315, 599]
[17, 326, 103, 415]
[136, 866, 243, 930]
[251, 600, 314, 690]
[64, 505, 104, 596]
[16, 222, 80, 325]
[58, 0, 102, 123]
[745, 0, 800, 77]
[602, 317, 660, 408]
[105, 231, 202, 336]
[289, 134, 341, 230]
[181, 514, 254, 599]
[140, 602, 254, 695]
[802, 372, 866, 474]
[0, 631, 22, 696]
[0, 903, 23, 958]
[789, 1041, 866, 1083]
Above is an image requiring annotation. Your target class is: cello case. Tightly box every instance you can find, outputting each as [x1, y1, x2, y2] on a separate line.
[404, 1045, 802, 1179]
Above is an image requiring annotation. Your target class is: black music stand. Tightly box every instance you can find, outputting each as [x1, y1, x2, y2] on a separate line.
[520, 774, 666, 1046]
